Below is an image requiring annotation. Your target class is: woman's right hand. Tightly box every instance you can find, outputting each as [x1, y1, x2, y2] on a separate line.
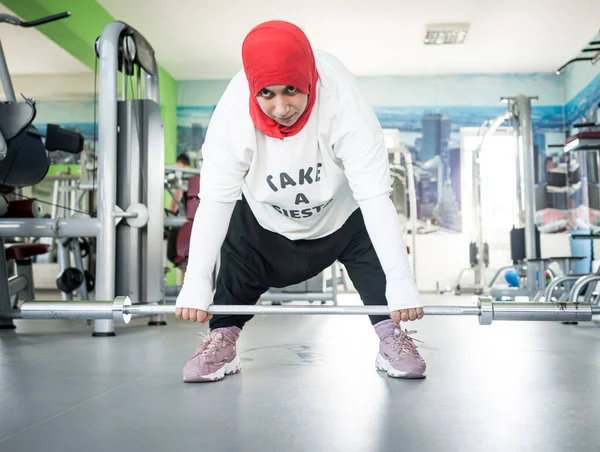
[175, 307, 213, 323]
[175, 278, 214, 323]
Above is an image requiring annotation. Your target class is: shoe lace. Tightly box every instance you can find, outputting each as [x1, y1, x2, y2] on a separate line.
[390, 328, 423, 358]
[194, 331, 227, 358]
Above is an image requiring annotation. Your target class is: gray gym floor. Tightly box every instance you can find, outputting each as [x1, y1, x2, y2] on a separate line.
[2, 293, 600, 452]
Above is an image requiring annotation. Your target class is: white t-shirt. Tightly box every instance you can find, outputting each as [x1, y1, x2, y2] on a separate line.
[199, 50, 391, 240]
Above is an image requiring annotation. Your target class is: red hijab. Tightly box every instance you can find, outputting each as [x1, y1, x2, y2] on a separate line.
[242, 21, 319, 140]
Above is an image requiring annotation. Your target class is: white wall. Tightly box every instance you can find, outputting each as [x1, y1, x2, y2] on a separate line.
[1, 73, 95, 101]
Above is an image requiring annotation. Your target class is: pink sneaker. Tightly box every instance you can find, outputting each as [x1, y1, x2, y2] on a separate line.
[374, 319, 426, 379]
[182, 326, 241, 383]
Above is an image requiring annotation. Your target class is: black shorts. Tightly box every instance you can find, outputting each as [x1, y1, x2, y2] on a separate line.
[210, 197, 389, 329]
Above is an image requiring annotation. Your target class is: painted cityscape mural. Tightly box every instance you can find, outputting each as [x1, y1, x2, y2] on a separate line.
[23, 70, 600, 236]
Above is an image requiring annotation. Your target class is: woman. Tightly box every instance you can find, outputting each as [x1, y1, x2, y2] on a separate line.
[175, 20, 426, 382]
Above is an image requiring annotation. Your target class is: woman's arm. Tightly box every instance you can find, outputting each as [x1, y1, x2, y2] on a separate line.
[175, 73, 251, 314]
[325, 55, 421, 313]
[176, 199, 236, 311]
[357, 194, 421, 312]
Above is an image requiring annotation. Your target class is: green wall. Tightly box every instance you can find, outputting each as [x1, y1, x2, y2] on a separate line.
[1, 0, 177, 164]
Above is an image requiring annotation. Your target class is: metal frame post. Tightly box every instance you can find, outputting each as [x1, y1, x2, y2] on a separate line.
[94, 22, 127, 336]
[70, 238, 89, 300]
[94, 22, 165, 333]
[14, 261, 35, 302]
[470, 114, 511, 292]
[0, 40, 16, 102]
[141, 57, 166, 325]
[513, 95, 540, 291]
[56, 237, 73, 301]
[0, 218, 99, 237]
[0, 238, 15, 328]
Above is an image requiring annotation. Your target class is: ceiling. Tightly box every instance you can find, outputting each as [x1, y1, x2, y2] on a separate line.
[0, 3, 89, 75]
[97, 0, 600, 79]
[2, 0, 600, 80]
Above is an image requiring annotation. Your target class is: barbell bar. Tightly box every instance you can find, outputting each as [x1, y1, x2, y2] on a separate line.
[17, 297, 600, 326]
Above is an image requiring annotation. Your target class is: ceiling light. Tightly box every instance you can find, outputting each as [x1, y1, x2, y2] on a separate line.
[424, 23, 470, 45]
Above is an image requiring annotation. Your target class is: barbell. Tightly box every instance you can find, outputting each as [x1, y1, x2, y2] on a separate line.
[17, 297, 600, 326]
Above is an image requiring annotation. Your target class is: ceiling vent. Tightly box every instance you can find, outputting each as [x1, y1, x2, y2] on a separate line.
[424, 23, 470, 45]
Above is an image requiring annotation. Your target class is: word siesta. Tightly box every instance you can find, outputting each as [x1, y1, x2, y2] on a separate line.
[271, 199, 333, 218]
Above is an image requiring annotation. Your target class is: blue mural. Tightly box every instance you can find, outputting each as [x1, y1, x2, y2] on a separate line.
[564, 71, 600, 128]
[26, 71, 598, 234]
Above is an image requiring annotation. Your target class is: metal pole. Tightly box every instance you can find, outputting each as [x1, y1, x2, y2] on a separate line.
[95, 22, 127, 336]
[472, 113, 511, 289]
[512, 116, 525, 228]
[544, 275, 582, 301]
[0, 237, 15, 328]
[489, 301, 592, 322]
[472, 120, 491, 291]
[19, 301, 115, 321]
[127, 304, 482, 317]
[141, 55, 166, 325]
[568, 274, 600, 302]
[7, 274, 28, 295]
[0, 218, 100, 237]
[56, 238, 73, 301]
[70, 239, 89, 300]
[514, 96, 540, 290]
[17, 298, 599, 326]
[51, 180, 59, 219]
[473, 143, 484, 288]
[58, 185, 72, 301]
[144, 59, 160, 103]
[0, 40, 16, 102]
[19, 299, 479, 320]
[136, 64, 142, 99]
[399, 151, 418, 281]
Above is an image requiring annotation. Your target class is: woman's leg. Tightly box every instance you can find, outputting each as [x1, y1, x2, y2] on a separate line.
[337, 209, 426, 379]
[336, 210, 389, 325]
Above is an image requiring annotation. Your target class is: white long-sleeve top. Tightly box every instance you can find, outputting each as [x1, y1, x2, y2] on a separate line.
[176, 50, 420, 313]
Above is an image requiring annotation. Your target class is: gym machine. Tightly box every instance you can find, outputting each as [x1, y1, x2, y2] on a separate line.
[452, 113, 509, 295]
[0, 11, 85, 328]
[472, 96, 598, 301]
[454, 95, 549, 300]
[0, 18, 164, 335]
[92, 21, 165, 335]
[559, 111, 600, 306]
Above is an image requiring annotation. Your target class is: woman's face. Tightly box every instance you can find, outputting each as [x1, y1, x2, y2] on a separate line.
[255, 84, 309, 126]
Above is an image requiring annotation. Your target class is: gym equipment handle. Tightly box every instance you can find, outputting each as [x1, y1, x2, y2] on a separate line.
[17, 297, 600, 326]
[21, 12, 71, 28]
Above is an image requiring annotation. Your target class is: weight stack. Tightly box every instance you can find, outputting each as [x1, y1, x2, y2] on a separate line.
[510, 226, 541, 265]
